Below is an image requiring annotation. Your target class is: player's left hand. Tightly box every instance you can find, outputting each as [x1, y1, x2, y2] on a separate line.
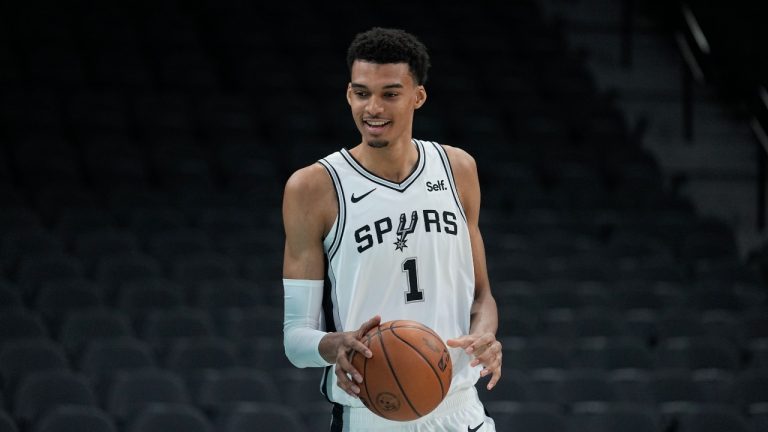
[446, 332, 502, 390]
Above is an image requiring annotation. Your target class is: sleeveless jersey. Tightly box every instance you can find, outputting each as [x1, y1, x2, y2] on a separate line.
[317, 139, 479, 408]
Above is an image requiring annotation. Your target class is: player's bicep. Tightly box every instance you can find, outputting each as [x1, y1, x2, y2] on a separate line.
[282, 169, 329, 280]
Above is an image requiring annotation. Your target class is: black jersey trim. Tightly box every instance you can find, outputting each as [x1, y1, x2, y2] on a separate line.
[431, 141, 467, 222]
[318, 158, 346, 261]
[330, 403, 343, 431]
[339, 139, 425, 192]
[320, 257, 340, 404]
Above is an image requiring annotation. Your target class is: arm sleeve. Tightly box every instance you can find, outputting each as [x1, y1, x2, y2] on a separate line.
[283, 278, 333, 368]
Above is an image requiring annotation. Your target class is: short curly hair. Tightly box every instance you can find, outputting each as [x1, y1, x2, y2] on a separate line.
[346, 27, 431, 85]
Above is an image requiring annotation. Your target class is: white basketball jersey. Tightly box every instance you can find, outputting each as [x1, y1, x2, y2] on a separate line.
[317, 139, 480, 408]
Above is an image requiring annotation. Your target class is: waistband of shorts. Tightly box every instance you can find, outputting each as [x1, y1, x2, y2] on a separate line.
[348, 385, 478, 425]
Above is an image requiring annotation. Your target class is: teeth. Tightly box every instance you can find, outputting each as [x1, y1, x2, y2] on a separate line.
[366, 120, 389, 126]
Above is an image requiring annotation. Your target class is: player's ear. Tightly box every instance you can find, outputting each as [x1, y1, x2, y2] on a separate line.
[414, 85, 427, 109]
[346, 83, 353, 106]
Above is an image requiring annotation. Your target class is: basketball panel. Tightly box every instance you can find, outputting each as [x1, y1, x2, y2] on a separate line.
[389, 325, 453, 395]
[364, 330, 420, 421]
[380, 328, 445, 417]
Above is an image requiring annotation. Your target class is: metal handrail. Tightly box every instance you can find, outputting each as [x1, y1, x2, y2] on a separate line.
[676, 2, 768, 230]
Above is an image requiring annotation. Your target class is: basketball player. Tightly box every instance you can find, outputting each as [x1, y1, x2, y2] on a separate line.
[282, 27, 501, 431]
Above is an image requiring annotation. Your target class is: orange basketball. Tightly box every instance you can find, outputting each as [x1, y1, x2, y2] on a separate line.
[349, 320, 452, 421]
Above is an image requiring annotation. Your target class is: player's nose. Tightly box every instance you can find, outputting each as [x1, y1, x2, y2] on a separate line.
[365, 96, 384, 116]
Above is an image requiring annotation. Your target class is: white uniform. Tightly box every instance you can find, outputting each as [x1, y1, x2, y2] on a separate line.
[317, 139, 495, 431]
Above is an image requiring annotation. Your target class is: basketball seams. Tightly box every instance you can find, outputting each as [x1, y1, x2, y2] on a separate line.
[388, 326, 448, 397]
[377, 326, 423, 418]
[363, 327, 385, 418]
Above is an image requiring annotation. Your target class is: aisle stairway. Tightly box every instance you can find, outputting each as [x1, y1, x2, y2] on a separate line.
[537, 0, 765, 258]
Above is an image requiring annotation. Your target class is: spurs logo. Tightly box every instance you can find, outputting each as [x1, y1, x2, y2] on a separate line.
[393, 211, 418, 251]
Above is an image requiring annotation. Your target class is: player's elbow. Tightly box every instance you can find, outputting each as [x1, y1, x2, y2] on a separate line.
[282, 325, 330, 368]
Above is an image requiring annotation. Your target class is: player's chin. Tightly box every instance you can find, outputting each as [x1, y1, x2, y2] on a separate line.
[366, 139, 389, 148]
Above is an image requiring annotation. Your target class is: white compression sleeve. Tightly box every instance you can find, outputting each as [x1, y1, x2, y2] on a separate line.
[283, 278, 332, 368]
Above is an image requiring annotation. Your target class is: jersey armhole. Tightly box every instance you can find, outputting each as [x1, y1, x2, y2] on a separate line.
[317, 159, 346, 259]
[431, 142, 468, 222]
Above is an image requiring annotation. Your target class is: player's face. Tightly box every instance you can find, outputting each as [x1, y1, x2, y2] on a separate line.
[347, 61, 426, 148]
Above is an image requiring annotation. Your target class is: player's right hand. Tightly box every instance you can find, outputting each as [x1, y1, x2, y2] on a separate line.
[330, 315, 380, 398]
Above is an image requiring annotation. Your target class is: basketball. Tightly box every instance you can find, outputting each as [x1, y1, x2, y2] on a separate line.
[349, 319, 452, 421]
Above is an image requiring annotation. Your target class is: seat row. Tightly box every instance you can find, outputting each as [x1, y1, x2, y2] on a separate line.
[0, 401, 319, 432]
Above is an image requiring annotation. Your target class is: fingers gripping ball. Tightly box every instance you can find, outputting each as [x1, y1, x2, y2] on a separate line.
[349, 320, 452, 421]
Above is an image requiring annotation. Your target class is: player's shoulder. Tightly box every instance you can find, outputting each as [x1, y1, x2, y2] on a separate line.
[283, 162, 334, 202]
[439, 144, 477, 176]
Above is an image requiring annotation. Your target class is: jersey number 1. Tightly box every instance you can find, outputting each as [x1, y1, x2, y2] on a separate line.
[402, 258, 423, 302]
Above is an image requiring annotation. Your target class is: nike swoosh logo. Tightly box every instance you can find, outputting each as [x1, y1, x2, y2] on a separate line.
[351, 188, 376, 203]
[468, 422, 484, 432]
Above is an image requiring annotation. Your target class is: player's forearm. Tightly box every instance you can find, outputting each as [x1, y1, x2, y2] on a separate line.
[283, 278, 332, 368]
[318, 332, 344, 364]
[468, 290, 498, 336]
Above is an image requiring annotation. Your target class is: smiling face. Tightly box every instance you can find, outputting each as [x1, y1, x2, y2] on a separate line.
[347, 61, 426, 148]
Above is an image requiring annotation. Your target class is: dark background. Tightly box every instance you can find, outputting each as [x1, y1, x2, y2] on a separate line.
[0, 1, 767, 431]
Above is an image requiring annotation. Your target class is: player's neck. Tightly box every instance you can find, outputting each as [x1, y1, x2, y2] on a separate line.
[351, 137, 418, 183]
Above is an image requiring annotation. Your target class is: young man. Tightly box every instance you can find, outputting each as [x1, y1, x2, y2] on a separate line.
[282, 27, 501, 431]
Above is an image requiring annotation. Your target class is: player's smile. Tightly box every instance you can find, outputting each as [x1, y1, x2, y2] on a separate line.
[363, 118, 391, 134]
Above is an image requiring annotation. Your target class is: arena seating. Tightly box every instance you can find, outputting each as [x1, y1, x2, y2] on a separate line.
[0, 0, 765, 431]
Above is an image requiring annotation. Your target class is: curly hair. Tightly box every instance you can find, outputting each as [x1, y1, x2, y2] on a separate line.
[346, 27, 431, 85]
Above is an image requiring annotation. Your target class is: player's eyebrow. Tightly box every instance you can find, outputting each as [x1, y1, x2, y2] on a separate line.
[350, 83, 404, 89]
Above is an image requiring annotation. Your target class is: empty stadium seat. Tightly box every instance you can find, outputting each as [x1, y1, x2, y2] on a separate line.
[477, 369, 531, 403]
[59, 308, 134, 355]
[192, 279, 262, 313]
[216, 402, 308, 432]
[72, 230, 142, 267]
[734, 369, 768, 411]
[106, 369, 189, 420]
[126, 403, 212, 432]
[116, 280, 186, 322]
[78, 338, 157, 398]
[569, 402, 660, 432]
[54, 208, 116, 242]
[147, 229, 213, 263]
[164, 337, 238, 394]
[16, 254, 82, 298]
[0, 339, 69, 393]
[608, 369, 654, 404]
[503, 337, 571, 371]
[13, 370, 97, 424]
[140, 308, 216, 352]
[655, 336, 740, 371]
[0, 310, 48, 346]
[34, 280, 104, 325]
[94, 253, 163, 295]
[196, 368, 280, 409]
[125, 207, 187, 240]
[222, 304, 282, 338]
[677, 404, 750, 432]
[560, 369, 616, 405]
[571, 337, 654, 371]
[693, 369, 735, 405]
[0, 282, 23, 311]
[170, 253, 238, 283]
[0, 411, 16, 432]
[651, 369, 703, 409]
[32, 405, 117, 432]
[275, 368, 329, 406]
[237, 337, 284, 370]
[487, 402, 566, 432]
